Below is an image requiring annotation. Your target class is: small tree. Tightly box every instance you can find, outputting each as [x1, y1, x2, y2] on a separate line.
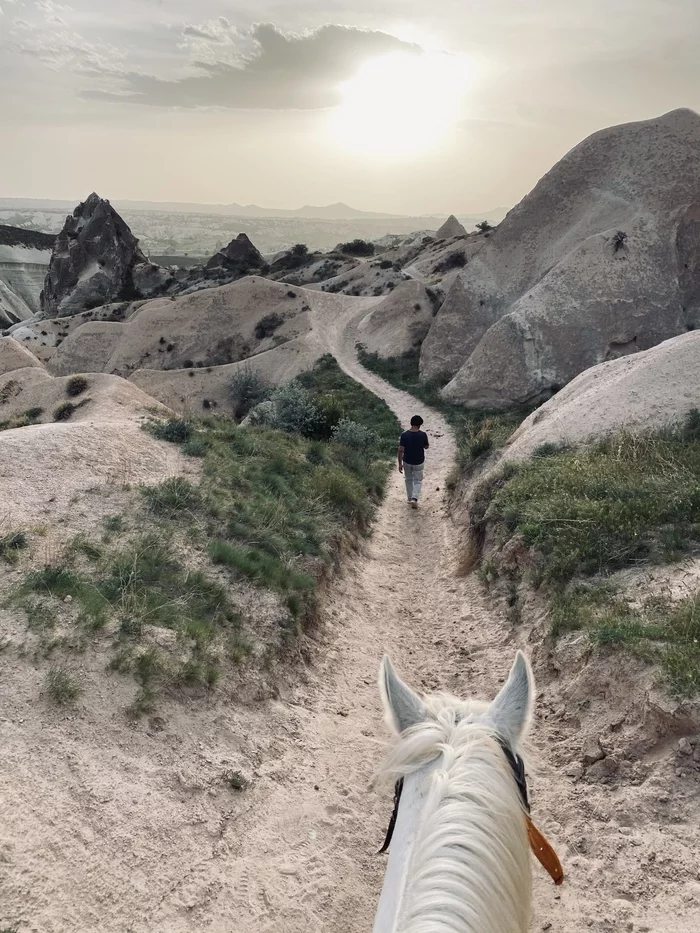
[230, 365, 271, 419]
[476, 221, 493, 233]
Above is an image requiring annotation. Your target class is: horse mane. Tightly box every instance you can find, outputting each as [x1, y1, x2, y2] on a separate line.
[378, 693, 532, 933]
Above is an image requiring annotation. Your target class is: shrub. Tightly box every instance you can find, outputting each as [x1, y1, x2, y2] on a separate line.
[266, 381, 320, 437]
[612, 230, 628, 253]
[476, 221, 493, 233]
[331, 418, 379, 454]
[0, 531, 28, 563]
[340, 239, 375, 256]
[378, 259, 393, 269]
[230, 365, 271, 419]
[53, 401, 78, 422]
[254, 313, 284, 340]
[148, 418, 192, 444]
[66, 376, 89, 397]
[435, 250, 467, 272]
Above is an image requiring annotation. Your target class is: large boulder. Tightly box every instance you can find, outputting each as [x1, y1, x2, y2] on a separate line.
[40, 193, 170, 317]
[421, 109, 700, 408]
[502, 331, 700, 461]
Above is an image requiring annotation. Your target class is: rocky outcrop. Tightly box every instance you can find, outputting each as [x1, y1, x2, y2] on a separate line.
[206, 233, 264, 274]
[0, 225, 55, 326]
[40, 193, 171, 318]
[435, 215, 467, 238]
[0, 336, 45, 375]
[355, 281, 434, 358]
[421, 109, 700, 408]
[502, 331, 700, 460]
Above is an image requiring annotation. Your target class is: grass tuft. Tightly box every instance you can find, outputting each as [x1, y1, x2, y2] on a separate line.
[45, 665, 83, 704]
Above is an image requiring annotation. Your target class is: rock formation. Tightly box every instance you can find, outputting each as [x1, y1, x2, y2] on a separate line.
[0, 225, 55, 326]
[435, 215, 467, 238]
[421, 109, 700, 408]
[40, 193, 171, 318]
[206, 233, 264, 274]
[502, 331, 700, 460]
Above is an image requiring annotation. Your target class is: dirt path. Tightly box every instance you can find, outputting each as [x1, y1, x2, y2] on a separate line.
[2, 301, 699, 933]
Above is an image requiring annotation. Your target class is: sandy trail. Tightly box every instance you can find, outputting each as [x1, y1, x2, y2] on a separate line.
[2, 298, 699, 932]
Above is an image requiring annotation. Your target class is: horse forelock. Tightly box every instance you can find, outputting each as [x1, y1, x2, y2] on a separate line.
[378, 696, 533, 933]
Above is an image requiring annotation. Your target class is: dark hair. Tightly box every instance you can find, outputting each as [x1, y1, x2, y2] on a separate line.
[410, 415, 423, 427]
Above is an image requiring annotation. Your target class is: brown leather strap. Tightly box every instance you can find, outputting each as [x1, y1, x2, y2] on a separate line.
[527, 816, 565, 886]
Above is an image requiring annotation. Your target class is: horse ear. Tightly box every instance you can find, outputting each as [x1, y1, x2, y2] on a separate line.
[379, 655, 427, 734]
[488, 650, 534, 746]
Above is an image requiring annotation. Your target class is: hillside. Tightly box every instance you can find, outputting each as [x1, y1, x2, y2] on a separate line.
[421, 108, 700, 408]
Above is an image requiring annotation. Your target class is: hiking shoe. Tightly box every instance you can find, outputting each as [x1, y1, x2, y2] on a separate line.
[410, 498, 418, 509]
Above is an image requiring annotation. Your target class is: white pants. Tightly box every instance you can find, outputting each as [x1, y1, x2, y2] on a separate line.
[404, 462, 424, 501]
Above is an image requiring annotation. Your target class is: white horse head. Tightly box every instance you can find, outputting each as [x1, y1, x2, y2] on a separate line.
[373, 651, 535, 933]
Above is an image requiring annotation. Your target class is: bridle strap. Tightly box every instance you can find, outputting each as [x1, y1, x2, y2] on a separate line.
[377, 736, 564, 886]
[377, 777, 404, 855]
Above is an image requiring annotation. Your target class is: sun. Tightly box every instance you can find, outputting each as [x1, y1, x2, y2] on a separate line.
[326, 51, 471, 161]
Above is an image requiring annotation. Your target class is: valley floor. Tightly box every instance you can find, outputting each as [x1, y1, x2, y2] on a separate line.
[2, 298, 699, 932]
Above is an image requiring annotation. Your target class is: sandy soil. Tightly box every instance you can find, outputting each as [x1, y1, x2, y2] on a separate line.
[1, 296, 700, 932]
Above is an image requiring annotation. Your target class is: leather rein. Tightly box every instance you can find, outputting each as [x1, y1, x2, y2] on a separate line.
[378, 735, 564, 886]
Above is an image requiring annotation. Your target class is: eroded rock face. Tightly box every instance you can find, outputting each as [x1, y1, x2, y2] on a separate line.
[422, 109, 700, 408]
[435, 215, 467, 238]
[41, 193, 150, 318]
[205, 234, 264, 274]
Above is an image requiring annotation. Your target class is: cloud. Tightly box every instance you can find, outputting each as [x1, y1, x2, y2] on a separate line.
[84, 22, 420, 110]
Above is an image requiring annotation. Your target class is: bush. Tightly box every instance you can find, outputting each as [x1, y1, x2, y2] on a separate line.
[476, 221, 493, 233]
[148, 419, 193, 444]
[230, 365, 271, 419]
[66, 376, 89, 397]
[266, 381, 320, 437]
[53, 401, 78, 422]
[378, 259, 393, 269]
[435, 250, 467, 272]
[0, 531, 28, 564]
[340, 239, 375, 256]
[331, 418, 379, 453]
[254, 313, 284, 340]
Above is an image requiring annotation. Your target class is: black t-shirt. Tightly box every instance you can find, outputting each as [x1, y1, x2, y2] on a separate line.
[400, 430, 429, 465]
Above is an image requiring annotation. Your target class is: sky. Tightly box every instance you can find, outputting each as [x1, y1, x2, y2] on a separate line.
[1, 0, 699, 214]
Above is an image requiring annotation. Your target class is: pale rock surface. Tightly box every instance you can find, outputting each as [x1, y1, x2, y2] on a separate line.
[0, 225, 54, 325]
[435, 214, 467, 238]
[421, 109, 700, 407]
[48, 276, 313, 378]
[355, 281, 434, 357]
[502, 331, 700, 461]
[0, 336, 45, 375]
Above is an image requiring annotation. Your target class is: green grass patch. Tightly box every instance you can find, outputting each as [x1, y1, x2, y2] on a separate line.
[551, 585, 700, 697]
[356, 346, 528, 469]
[486, 424, 700, 584]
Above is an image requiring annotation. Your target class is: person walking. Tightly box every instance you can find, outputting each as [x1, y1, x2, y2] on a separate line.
[398, 415, 429, 508]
